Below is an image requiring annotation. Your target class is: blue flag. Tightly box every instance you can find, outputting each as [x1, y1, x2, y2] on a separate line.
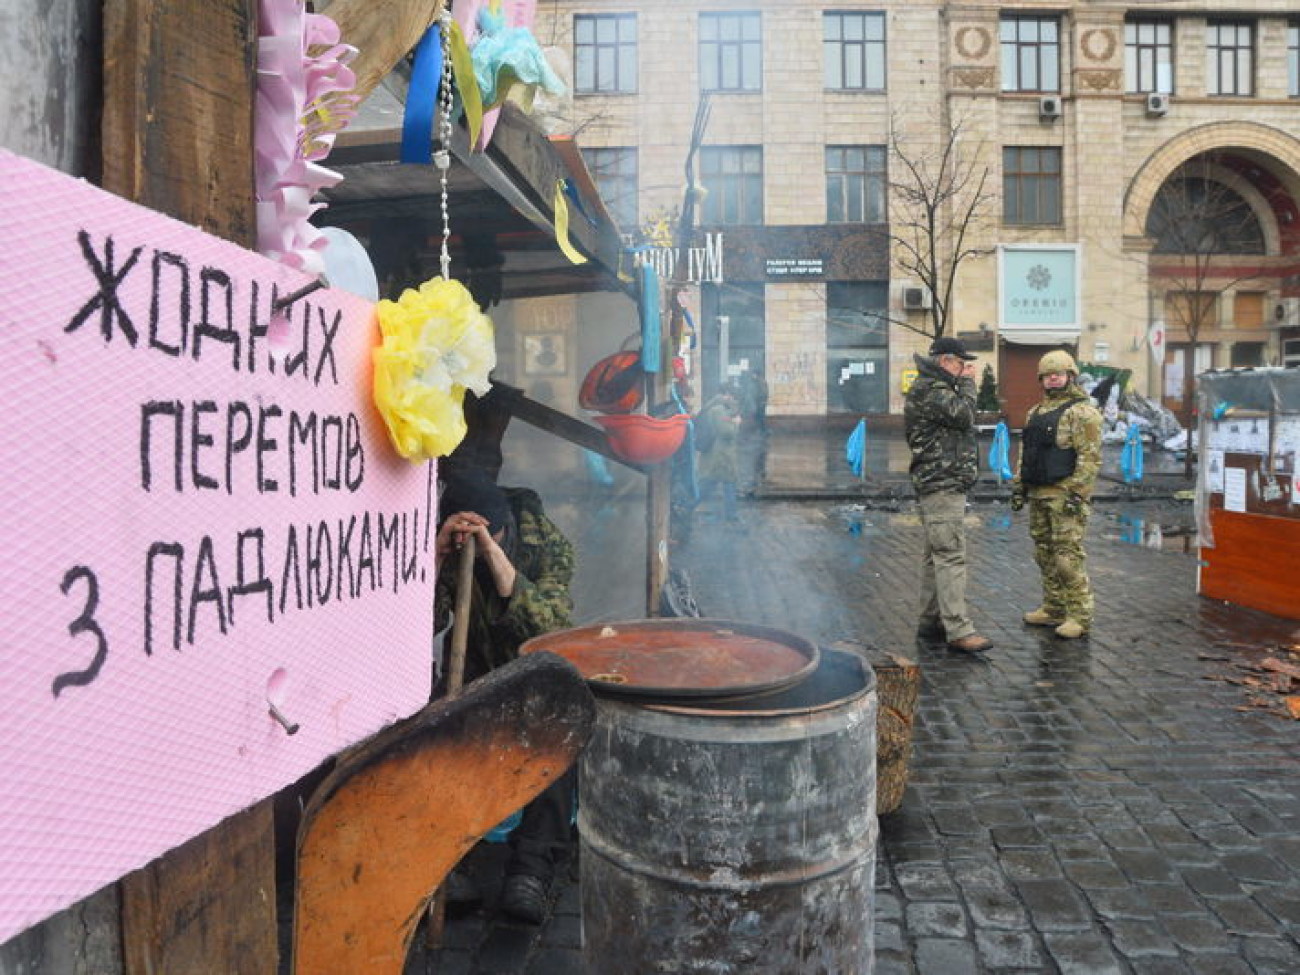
[845, 419, 866, 477]
[1121, 424, 1144, 484]
[989, 420, 1013, 481]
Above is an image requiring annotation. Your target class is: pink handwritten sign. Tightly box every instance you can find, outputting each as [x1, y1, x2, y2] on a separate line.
[0, 151, 435, 942]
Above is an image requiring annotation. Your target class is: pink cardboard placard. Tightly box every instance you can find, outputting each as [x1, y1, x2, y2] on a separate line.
[0, 151, 435, 942]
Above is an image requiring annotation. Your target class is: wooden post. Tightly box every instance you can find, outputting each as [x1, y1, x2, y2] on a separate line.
[425, 533, 475, 949]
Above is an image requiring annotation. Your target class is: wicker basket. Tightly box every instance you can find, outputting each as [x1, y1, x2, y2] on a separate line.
[831, 641, 920, 816]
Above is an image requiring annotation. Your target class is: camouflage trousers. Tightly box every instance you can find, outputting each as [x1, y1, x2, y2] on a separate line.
[1028, 496, 1093, 627]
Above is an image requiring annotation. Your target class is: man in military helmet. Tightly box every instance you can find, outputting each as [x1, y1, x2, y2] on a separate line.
[904, 336, 995, 653]
[1010, 350, 1104, 639]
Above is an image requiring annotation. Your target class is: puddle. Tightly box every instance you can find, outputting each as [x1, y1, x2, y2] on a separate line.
[1104, 513, 1198, 553]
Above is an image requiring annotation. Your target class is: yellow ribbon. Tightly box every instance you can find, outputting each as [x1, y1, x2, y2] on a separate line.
[447, 20, 483, 152]
[553, 180, 588, 265]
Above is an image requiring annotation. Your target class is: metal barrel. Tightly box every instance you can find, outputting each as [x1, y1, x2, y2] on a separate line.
[580, 647, 878, 975]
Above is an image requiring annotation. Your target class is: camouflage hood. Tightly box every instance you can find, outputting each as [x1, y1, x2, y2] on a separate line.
[903, 353, 979, 496]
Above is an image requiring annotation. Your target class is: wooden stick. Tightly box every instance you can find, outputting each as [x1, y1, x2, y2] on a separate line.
[445, 535, 477, 700]
[426, 534, 477, 950]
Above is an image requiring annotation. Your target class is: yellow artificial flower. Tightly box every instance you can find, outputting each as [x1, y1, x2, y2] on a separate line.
[372, 277, 496, 461]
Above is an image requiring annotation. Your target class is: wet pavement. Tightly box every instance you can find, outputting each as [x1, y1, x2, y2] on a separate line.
[405, 424, 1300, 974]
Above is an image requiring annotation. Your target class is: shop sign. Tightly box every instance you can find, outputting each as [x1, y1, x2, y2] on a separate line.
[765, 258, 825, 277]
[999, 245, 1081, 330]
[635, 231, 725, 284]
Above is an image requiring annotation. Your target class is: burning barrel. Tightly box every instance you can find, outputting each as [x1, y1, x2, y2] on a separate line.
[522, 620, 877, 974]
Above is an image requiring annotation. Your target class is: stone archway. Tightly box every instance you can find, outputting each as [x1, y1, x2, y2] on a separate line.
[1124, 122, 1300, 422]
[1123, 121, 1300, 240]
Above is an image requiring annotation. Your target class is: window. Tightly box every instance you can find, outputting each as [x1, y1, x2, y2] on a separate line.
[700, 147, 763, 225]
[1000, 15, 1059, 92]
[1146, 177, 1265, 255]
[824, 12, 886, 91]
[1125, 19, 1173, 93]
[701, 283, 765, 402]
[1206, 21, 1253, 96]
[1232, 292, 1265, 330]
[1164, 292, 1218, 332]
[1289, 22, 1299, 97]
[582, 148, 638, 235]
[700, 12, 762, 92]
[827, 282, 889, 414]
[1003, 147, 1062, 225]
[574, 14, 637, 93]
[825, 146, 887, 224]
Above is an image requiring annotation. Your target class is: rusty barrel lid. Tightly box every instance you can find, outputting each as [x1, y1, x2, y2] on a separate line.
[519, 618, 819, 702]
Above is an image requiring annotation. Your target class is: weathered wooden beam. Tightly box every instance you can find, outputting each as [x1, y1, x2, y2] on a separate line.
[293, 652, 594, 974]
[101, 0, 257, 246]
[505, 386, 647, 472]
[324, 0, 444, 106]
[121, 802, 278, 975]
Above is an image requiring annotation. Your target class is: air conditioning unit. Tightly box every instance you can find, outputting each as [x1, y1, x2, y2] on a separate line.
[901, 285, 932, 311]
[1038, 95, 1062, 120]
[1284, 337, 1300, 368]
[1276, 297, 1300, 325]
[1145, 92, 1170, 117]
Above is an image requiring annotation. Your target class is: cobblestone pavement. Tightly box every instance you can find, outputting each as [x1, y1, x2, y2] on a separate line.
[407, 428, 1300, 974]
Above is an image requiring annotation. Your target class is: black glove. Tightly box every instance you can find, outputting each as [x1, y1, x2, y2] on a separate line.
[1009, 489, 1025, 512]
[1062, 492, 1086, 518]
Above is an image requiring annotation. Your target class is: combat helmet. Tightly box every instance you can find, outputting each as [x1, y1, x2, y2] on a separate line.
[1037, 349, 1078, 377]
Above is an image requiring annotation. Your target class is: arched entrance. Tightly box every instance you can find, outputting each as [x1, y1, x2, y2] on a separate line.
[1124, 123, 1300, 423]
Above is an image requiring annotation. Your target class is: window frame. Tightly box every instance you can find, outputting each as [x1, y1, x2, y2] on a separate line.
[1124, 18, 1174, 94]
[581, 147, 639, 236]
[699, 11, 763, 93]
[823, 11, 887, 92]
[1000, 15, 1060, 93]
[826, 282, 890, 414]
[1288, 21, 1299, 98]
[699, 146, 764, 226]
[825, 145, 888, 224]
[574, 13, 638, 94]
[1003, 146, 1063, 227]
[1206, 19, 1255, 97]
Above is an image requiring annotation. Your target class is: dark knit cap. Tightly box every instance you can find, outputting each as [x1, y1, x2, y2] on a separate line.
[438, 467, 513, 535]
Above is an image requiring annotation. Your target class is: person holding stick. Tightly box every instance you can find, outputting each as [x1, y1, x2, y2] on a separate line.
[433, 466, 576, 924]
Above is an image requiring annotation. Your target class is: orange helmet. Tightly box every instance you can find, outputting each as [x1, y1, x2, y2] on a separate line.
[579, 352, 645, 414]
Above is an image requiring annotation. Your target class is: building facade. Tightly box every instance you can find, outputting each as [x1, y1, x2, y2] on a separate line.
[533, 1, 1300, 422]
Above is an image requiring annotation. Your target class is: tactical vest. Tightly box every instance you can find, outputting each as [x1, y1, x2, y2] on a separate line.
[1021, 401, 1077, 485]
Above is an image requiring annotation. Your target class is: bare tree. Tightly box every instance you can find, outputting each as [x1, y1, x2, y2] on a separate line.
[1145, 154, 1267, 475]
[888, 113, 997, 340]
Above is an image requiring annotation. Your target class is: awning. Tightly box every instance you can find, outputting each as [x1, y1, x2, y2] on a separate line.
[999, 328, 1082, 346]
[318, 84, 630, 303]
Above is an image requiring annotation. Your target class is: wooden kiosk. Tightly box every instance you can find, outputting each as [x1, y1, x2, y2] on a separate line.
[1197, 368, 1300, 621]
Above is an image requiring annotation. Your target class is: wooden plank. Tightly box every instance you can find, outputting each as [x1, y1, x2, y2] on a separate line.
[323, 0, 444, 106]
[507, 387, 648, 472]
[120, 802, 278, 975]
[101, 0, 257, 246]
[293, 653, 594, 974]
[0, 885, 123, 974]
[470, 104, 626, 276]
[1200, 509, 1300, 621]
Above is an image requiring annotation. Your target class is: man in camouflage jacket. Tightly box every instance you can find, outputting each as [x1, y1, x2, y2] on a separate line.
[1011, 350, 1103, 639]
[435, 468, 576, 923]
[903, 337, 993, 653]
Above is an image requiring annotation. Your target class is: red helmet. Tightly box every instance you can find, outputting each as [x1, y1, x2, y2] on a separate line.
[579, 352, 644, 414]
